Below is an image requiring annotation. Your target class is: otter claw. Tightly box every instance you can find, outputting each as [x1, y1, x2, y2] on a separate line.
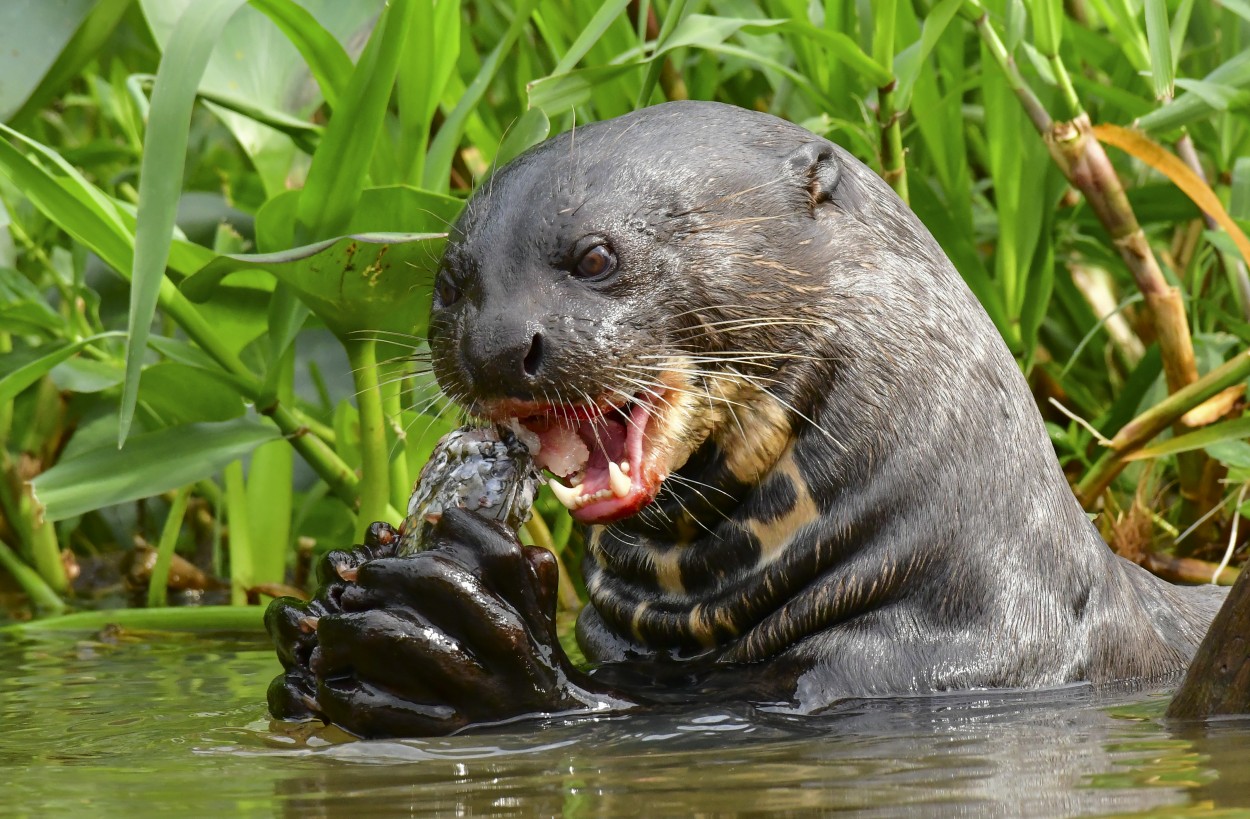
[337, 566, 358, 583]
[298, 616, 320, 633]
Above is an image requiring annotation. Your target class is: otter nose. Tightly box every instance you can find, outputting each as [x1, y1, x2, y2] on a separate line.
[461, 321, 546, 398]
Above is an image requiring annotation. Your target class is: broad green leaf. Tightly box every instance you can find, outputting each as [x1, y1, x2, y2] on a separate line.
[50, 358, 124, 394]
[0, 332, 124, 405]
[138, 362, 247, 425]
[1143, 0, 1173, 100]
[255, 185, 462, 251]
[123, 0, 250, 448]
[1126, 414, 1250, 461]
[142, 0, 383, 195]
[31, 418, 282, 521]
[295, 0, 415, 242]
[182, 233, 445, 340]
[0, 0, 96, 120]
[5, 0, 133, 126]
[248, 0, 354, 110]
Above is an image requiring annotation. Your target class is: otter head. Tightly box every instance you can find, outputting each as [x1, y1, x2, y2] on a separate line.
[429, 102, 850, 525]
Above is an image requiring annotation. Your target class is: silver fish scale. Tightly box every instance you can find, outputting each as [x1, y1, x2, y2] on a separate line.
[397, 425, 542, 556]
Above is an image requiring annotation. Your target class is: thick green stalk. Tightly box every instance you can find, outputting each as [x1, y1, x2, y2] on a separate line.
[0, 538, 65, 614]
[146, 483, 193, 608]
[0, 605, 262, 634]
[224, 460, 253, 606]
[0, 331, 12, 445]
[382, 375, 411, 515]
[345, 339, 392, 528]
[1077, 349, 1250, 506]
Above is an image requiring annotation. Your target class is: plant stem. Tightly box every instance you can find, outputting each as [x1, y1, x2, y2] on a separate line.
[345, 339, 392, 528]
[0, 538, 65, 613]
[146, 483, 192, 608]
[1077, 349, 1250, 506]
[877, 80, 909, 203]
[224, 460, 252, 606]
[971, 9, 1053, 132]
[382, 372, 411, 514]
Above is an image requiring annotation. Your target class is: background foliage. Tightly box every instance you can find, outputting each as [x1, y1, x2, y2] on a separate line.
[0, 0, 1247, 627]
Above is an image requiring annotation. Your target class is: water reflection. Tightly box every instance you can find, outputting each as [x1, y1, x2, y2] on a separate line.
[2, 632, 1249, 816]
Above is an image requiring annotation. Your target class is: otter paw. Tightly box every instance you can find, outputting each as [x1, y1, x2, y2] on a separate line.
[265, 510, 611, 737]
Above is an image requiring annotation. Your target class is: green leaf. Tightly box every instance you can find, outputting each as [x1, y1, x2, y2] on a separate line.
[0, 332, 124, 405]
[294, 0, 415, 242]
[495, 107, 551, 170]
[1143, 0, 1173, 100]
[1126, 414, 1250, 461]
[123, 0, 250, 449]
[425, 0, 541, 193]
[1137, 49, 1250, 133]
[248, 0, 354, 110]
[139, 362, 247, 425]
[551, 0, 632, 74]
[0, 125, 132, 274]
[182, 233, 446, 340]
[1026, 0, 1063, 55]
[397, 0, 461, 185]
[0, 269, 63, 334]
[893, 0, 963, 108]
[255, 185, 462, 251]
[31, 418, 282, 522]
[5, 0, 134, 127]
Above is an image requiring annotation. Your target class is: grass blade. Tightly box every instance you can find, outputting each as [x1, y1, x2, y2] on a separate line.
[248, 0, 353, 109]
[145, 483, 193, 608]
[295, 0, 415, 241]
[122, 0, 249, 448]
[1143, 0, 1174, 100]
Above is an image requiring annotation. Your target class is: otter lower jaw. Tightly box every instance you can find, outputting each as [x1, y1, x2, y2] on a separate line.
[508, 389, 672, 524]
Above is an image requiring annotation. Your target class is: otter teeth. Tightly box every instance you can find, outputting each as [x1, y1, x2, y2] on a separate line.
[547, 477, 616, 511]
[608, 462, 631, 498]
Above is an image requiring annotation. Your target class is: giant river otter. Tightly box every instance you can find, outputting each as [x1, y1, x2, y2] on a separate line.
[266, 101, 1227, 738]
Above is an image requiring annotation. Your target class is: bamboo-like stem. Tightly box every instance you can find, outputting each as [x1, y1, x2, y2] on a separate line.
[0, 331, 11, 445]
[1076, 350, 1250, 506]
[265, 403, 359, 506]
[1, 450, 69, 594]
[0, 605, 263, 634]
[970, 5, 1209, 509]
[1049, 55, 1083, 118]
[0, 537, 65, 613]
[146, 484, 193, 608]
[877, 80, 909, 202]
[345, 339, 392, 529]
[971, 10, 1053, 132]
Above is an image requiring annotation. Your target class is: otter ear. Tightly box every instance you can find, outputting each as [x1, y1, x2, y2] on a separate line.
[785, 142, 841, 212]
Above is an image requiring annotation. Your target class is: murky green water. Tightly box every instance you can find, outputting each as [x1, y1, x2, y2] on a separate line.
[2, 630, 1249, 817]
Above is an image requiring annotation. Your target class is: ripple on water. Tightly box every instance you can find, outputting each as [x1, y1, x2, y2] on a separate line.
[3, 633, 1250, 816]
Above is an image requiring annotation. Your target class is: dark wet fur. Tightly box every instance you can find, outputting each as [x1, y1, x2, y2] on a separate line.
[267, 102, 1226, 736]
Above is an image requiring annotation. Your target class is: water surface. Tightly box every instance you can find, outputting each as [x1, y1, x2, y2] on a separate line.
[2, 630, 1249, 816]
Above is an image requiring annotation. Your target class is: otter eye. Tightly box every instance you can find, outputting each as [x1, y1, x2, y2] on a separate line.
[574, 243, 617, 280]
[433, 270, 460, 308]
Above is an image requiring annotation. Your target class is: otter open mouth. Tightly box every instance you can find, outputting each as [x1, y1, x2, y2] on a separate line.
[511, 392, 667, 524]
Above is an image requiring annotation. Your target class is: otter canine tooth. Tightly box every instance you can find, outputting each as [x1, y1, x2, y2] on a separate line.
[619, 461, 631, 475]
[608, 462, 631, 498]
[548, 477, 584, 510]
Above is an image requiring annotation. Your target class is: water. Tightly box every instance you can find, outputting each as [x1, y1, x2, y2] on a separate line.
[2, 630, 1249, 817]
